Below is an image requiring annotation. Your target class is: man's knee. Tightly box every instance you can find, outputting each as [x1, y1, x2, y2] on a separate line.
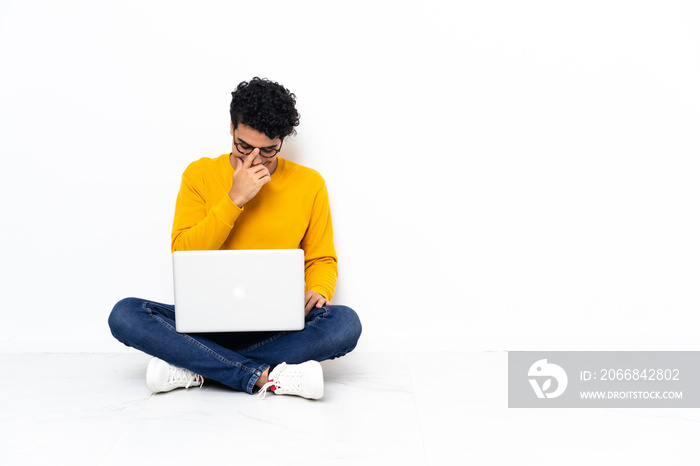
[108, 297, 143, 341]
[330, 305, 362, 352]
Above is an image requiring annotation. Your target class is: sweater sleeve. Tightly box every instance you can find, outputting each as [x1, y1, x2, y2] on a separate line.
[300, 180, 338, 301]
[171, 170, 243, 252]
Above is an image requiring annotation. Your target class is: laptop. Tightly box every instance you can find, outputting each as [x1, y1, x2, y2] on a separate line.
[172, 249, 305, 333]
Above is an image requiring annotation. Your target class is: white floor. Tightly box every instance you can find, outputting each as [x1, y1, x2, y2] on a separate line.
[2, 351, 700, 465]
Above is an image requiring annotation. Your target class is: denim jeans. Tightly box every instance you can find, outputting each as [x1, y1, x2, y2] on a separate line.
[108, 297, 362, 394]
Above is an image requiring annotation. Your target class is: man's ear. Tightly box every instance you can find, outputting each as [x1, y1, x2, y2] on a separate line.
[230, 121, 234, 136]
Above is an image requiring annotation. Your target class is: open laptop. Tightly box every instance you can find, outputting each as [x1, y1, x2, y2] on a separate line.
[172, 249, 305, 333]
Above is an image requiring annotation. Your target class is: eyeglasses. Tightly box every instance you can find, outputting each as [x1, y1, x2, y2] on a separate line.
[233, 132, 283, 159]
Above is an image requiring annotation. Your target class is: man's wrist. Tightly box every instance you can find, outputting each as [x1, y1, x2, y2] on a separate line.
[228, 193, 244, 209]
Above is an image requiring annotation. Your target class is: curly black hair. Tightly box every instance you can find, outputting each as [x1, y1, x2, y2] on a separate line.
[229, 77, 300, 140]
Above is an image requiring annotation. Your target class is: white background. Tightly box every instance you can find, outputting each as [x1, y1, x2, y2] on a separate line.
[1, 0, 698, 352]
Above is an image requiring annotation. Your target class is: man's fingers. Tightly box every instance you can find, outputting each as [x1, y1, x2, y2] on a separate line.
[304, 297, 314, 314]
[304, 291, 329, 315]
[243, 148, 259, 168]
[250, 163, 270, 176]
[305, 293, 320, 314]
[304, 293, 315, 307]
[305, 293, 330, 311]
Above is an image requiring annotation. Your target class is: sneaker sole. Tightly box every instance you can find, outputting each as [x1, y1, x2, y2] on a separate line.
[145, 357, 163, 393]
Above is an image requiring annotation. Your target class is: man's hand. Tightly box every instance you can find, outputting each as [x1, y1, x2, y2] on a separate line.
[228, 149, 271, 208]
[304, 290, 330, 315]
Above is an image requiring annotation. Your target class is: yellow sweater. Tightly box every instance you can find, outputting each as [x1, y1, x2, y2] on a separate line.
[171, 154, 338, 301]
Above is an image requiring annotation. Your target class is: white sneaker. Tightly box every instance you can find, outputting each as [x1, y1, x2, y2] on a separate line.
[146, 357, 204, 394]
[257, 361, 324, 400]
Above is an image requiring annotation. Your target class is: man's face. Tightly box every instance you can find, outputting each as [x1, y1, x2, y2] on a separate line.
[229, 122, 282, 174]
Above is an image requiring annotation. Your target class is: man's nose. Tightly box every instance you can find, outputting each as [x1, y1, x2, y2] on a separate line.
[250, 153, 263, 165]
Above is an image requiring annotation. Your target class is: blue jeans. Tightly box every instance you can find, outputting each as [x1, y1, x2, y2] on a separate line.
[108, 297, 362, 394]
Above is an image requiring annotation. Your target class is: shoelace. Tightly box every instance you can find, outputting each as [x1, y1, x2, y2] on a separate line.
[169, 366, 204, 389]
[257, 364, 305, 400]
[257, 380, 276, 400]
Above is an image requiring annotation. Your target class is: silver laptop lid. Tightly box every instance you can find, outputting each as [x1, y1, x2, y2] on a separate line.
[173, 249, 305, 333]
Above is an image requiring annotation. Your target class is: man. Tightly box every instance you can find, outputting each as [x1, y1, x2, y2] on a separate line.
[108, 78, 362, 400]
